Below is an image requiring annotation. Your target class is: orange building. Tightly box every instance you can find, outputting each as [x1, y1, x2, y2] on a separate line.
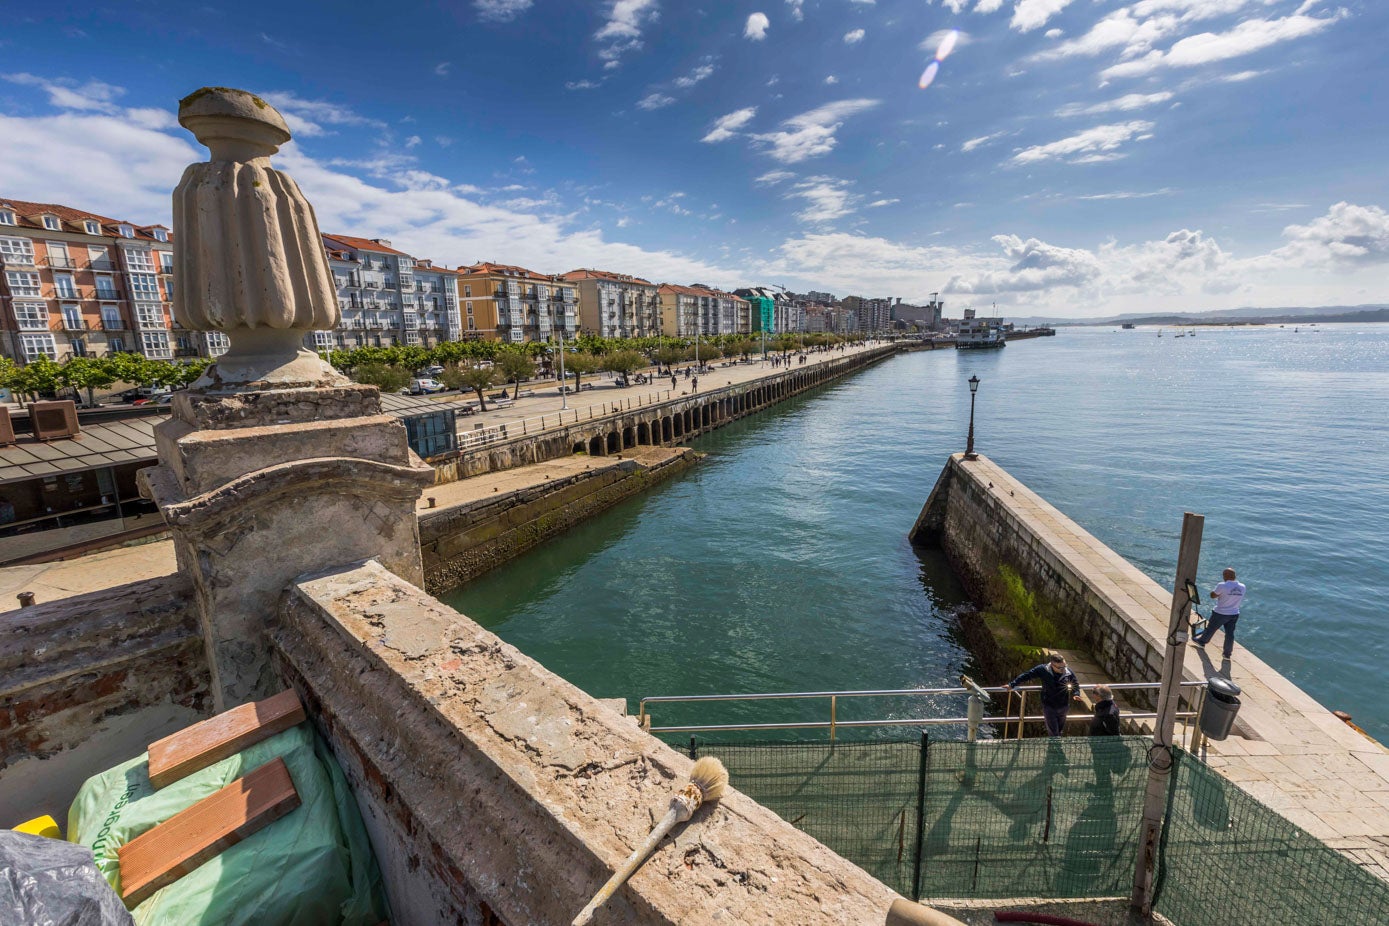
[456, 263, 578, 343]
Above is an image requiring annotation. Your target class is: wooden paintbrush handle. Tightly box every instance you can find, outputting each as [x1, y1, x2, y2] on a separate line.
[573, 806, 682, 926]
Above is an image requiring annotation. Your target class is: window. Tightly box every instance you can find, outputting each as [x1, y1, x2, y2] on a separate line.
[125, 249, 155, 272]
[14, 302, 49, 330]
[100, 305, 123, 329]
[53, 273, 78, 298]
[117, 224, 133, 238]
[205, 332, 229, 356]
[84, 220, 100, 235]
[61, 304, 83, 330]
[403, 330, 421, 346]
[163, 278, 174, 301]
[465, 301, 473, 314]
[129, 272, 159, 300]
[464, 284, 471, 297]
[152, 228, 168, 242]
[0, 237, 34, 264]
[0, 210, 14, 225]
[95, 275, 117, 299]
[140, 331, 171, 359]
[88, 246, 111, 269]
[20, 333, 57, 360]
[160, 251, 173, 273]
[42, 215, 60, 231]
[6, 271, 41, 297]
[135, 303, 166, 329]
[312, 331, 333, 349]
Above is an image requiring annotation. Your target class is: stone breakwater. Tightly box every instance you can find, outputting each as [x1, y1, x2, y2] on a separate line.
[429, 344, 897, 482]
[911, 452, 1389, 881]
[419, 447, 698, 594]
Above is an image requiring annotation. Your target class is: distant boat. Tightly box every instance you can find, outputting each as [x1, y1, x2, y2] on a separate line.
[1157, 328, 1163, 337]
[1121, 323, 1135, 330]
[1189, 329, 1196, 338]
[1175, 331, 1186, 338]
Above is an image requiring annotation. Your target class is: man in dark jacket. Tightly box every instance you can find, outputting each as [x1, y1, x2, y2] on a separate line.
[1006, 653, 1081, 736]
[1089, 684, 1121, 736]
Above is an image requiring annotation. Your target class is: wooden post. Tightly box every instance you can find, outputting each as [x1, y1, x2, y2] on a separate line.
[1131, 511, 1203, 915]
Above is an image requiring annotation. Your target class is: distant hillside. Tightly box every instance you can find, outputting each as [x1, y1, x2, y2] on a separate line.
[1004, 304, 1389, 327]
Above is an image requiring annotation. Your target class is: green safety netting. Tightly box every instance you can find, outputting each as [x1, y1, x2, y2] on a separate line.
[689, 736, 1389, 926]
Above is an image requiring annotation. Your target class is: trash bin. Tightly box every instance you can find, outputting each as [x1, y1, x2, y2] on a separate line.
[1199, 677, 1242, 741]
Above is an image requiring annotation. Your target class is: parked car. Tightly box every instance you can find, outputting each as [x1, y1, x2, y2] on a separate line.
[122, 386, 171, 404]
[409, 378, 446, 395]
[422, 365, 444, 376]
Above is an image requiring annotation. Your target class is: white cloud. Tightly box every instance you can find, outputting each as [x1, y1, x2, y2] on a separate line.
[616, 216, 632, 228]
[745, 12, 770, 41]
[436, 136, 455, 147]
[1044, 28, 1062, 39]
[942, 0, 967, 11]
[1076, 189, 1175, 200]
[844, 29, 866, 44]
[596, 0, 659, 68]
[434, 62, 452, 77]
[1268, 202, 1389, 267]
[786, 177, 858, 225]
[973, 0, 1005, 13]
[566, 79, 603, 90]
[258, 91, 387, 138]
[750, 98, 882, 164]
[673, 60, 716, 88]
[867, 198, 900, 207]
[755, 170, 796, 185]
[405, 135, 422, 148]
[1055, 91, 1174, 117]
[1011, 0, 1075, 33]
[637, 92, 676, 110]
[3, 73, 124, 112]
[474, 0, 534, 22]
[824, 75, 839, 85]
[1101, 12, 1345, 80]
[961, 131, 1008, 152]
[702, 107, 758, 143]
[786, 0, 804, 22]
[1011, 121, 1154, 165]
[920, 29, 972, 53]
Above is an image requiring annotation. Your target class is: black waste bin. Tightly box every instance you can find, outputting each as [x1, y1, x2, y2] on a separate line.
[1199, 677, 1242, 741]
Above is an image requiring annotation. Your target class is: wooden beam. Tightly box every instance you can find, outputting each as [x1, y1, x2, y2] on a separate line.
[118, 757, 300, 908]
[147, 689, 305, 789]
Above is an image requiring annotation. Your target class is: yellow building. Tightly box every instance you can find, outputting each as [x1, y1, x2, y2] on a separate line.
[457, 263, 577, 343]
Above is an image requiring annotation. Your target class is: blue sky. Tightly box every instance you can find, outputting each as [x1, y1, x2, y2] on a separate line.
[2, 0, 1386, 317]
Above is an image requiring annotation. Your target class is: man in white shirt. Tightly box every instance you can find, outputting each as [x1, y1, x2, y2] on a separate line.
[1196, 568, 1246, 658]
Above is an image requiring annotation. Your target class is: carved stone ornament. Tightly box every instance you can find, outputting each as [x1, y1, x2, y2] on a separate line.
[173, 87, 347, 391]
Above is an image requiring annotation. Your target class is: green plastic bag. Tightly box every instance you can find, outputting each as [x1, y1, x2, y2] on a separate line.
[67, 724, 388, 926]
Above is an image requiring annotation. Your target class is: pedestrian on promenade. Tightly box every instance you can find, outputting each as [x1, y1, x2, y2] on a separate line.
[1196, 567, 1245, 658]
[670, 374, 677, 390]
[1006, 653, 1081, 737]
[692, 376, 698, 392]
[1089, 684, 1120, 736]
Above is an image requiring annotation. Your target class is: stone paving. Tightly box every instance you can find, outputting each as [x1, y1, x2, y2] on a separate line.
[963, 454, 1389, 881]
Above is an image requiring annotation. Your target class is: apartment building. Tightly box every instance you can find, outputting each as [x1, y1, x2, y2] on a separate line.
[457, 263, 577, 344]
[322, 235, 461, 351]
[562, 269, 659, 338]
[689, 284, 748, 335]
[842, 296, 892, 334]
[0, 198, 224, 363]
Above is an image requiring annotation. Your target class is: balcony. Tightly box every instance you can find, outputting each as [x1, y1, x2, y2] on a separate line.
[89, 259, 116, 272]
[53, 288, 80, 300]
[46, 256, 76, 269]
[101, 319, 126, 331]
[174, 347, 200, 358]
[61, 318, 90, 331]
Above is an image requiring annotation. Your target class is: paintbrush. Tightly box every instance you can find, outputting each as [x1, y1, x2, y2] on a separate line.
[572, 756, 730, 926]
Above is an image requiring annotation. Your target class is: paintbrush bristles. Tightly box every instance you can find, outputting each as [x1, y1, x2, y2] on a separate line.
[690, 756, 729, 802]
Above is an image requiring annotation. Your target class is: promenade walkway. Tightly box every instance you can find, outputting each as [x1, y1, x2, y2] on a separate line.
[961, 454, 1389, 881]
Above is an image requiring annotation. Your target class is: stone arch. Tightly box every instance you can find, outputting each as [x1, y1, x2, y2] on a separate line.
[588, 434, 604, 456]
[573, 441, 586, 455]
[607, 431, 620, 454]
[662, 416, 673, 442]
[623, 425, 635, 448]
[672, 414, 683, 438]
[637, 421, 650, 445]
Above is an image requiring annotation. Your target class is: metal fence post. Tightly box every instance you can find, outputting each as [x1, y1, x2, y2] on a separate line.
[689, 736, 698, 759]
[912, 731, 928, 902]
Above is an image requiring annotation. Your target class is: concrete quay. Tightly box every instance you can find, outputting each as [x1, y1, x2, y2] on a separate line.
[914, 453, 1389, 881]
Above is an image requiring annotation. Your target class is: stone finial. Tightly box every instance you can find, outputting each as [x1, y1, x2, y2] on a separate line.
[172, 86, 345, 393]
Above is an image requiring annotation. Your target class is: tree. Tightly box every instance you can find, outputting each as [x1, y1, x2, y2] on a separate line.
[352, 363, 412, 393]
[564, 351, 601, 393]
[60, 356, 118, 407]
[601, 349, 646, 383]
[10, 355, 63, 402]
[654, 345, 683, 370]
[440, 361, 500, 411]
[496, 348, 536, 399]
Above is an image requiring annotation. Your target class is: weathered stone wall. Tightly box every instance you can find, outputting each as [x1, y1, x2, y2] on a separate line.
[431, 345, 894, 483]
[271, 560, 908, 926]
[419, 449, 698, 594]
[0, 575, 212, 824]
[912, 454, 1171, 698]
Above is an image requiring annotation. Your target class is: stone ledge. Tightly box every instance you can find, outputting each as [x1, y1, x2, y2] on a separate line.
[272, 560, 909, 925]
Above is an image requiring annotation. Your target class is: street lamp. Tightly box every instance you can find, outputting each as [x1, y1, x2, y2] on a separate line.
[964, 375, 980, 460]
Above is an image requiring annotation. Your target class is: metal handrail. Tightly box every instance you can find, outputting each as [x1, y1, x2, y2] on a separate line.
[639, 680, 1211, 745]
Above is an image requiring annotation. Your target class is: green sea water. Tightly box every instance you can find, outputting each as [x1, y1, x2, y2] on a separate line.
[442, 324, 1389, 740]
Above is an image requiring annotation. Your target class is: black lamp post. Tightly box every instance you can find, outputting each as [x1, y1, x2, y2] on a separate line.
[965, 375, 980, 460]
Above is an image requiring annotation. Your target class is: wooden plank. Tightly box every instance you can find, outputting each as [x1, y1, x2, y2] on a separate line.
[118, 757, 300, 908]
[147, 689, 305, 789]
